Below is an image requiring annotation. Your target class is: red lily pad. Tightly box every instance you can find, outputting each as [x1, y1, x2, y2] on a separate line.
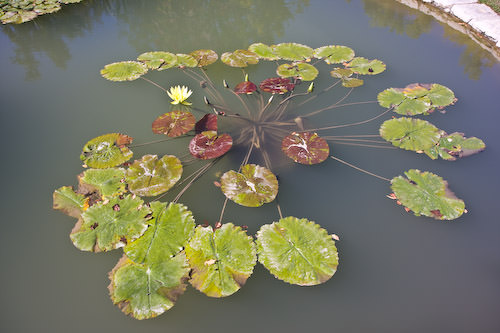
[259, 77, 295, 94]
[234, 81, 257, 94]
[152, 110, 196, 137]
[195, 114, 218, 133]
[281, 132, 330, 165]
[189, 131, 233, 159]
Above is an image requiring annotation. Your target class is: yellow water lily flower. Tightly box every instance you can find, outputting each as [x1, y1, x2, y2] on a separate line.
[167, 85, 193, 105]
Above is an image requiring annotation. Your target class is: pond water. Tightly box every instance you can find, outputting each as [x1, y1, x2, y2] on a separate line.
[1, 0, 499, 332]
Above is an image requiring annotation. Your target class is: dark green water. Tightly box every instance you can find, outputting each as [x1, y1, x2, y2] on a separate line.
[1, 1, 499, 332]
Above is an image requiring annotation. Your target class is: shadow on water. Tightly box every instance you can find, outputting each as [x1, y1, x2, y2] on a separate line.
[1, 0, 309, 80]
[359, 0, 497, 80]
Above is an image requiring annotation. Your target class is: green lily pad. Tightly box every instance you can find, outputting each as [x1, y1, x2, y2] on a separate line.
[391, 169, 465, 220]
[126, 155, 183, 197]
[80, 133, 133, 169]
[277, 63, 319, 81]
[272, 43, 313, 61]
[70, 195, 152, 252]
[108, 254, 190, 320]
[248, 43, 280, 60]
[188, 131, 233, 159]
[175, 54, 198, 67]
[425, 132, 486, 161]
[152, 110, 196, 137]
[342, 77, 364, 88]
[185, 224, 256, 297]
[330, 68, 354, 79]
[220, 164, 278, 207]
[281, 132, 329, 165]
[137, 52, 177, 70]
[346, 57, 386, 75]
[256, 217, 339, 286]
[314, 45, 355, 64]
[124, 201, 195, 264]
[53, 186, 88, 218]
[190, 49, 218, 67]
[221, 50, 259, 68]
[380, 117, 440, 152]
[100, 61, 148, 81]
[78, 168, 126, 198]
[378, 84, 456, 115]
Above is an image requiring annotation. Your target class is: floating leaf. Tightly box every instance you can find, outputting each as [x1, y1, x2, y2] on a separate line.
[256, 217, 339, 285]
[314, 45, 355, 64]
[109, 254, 189, 320]
[175, 54, 198, 67]
[391, 169, 465, 220]
[137, 52, 177, 70]
[124, 202, 195, 264]
[277, 63, 318, 81]
[378, 84, 456, 115]
[342, 77, 364, 88]
[221, 50, 259, 67]
[380, 118, 440, 152]
[185, 224, 256, 297]
[281, 132, 329, 165]
[100, 61, 148, 81]
[70, 195, 151, 252]
[53, 186, 88, 218]
[234, 81, 257, 94]
[259, 77, 295, 94]
[220, 164, 278, 207]
[78, 168, 126, 198]
[152, 110, 196, 137]
[80, 133, 133, 169]
[189, 131, 232, 159]
[346, 57, 386, 75]
[330, 68, 354, 79]
[425, 132, 486, 161]
[272, 43, 313, 61]
[126, 155, 182, 197]
[195, 114, 217, 133]
[248, 43, 279, 60]
[190, 49, 218, 67]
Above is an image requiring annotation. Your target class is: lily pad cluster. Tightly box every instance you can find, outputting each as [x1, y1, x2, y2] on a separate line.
[55, 42, 485, 320]
[0, 0, 83, 24]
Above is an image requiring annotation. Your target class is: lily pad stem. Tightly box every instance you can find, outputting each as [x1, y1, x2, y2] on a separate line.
[330, 155, 390, 182]
[296, 80, 342, 107]
[307, 105, 393, 131]
[140, 77, 170, 94]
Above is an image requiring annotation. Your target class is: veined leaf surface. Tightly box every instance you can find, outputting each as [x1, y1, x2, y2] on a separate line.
[80, 133, 133, 169]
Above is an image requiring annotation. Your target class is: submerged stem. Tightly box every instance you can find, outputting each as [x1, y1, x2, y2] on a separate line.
[307, 106, 393, 132]
[330, 155, 390, 182]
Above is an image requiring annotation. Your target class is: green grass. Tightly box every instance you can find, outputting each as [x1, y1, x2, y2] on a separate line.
[480, 0, 500, 13]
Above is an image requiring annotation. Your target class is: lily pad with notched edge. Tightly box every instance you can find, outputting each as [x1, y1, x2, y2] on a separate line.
[221, 50, 259, 67]
[100, 61, 148, 81]
[234, 81, 257, 94]
[380, 117, 440, 152]
[70, 195, 152, 252]
[53, 186, 88, 218]
[281, 132, 329, 165]
[152, 111, 196, 137]
[108, 254, 190, 320]
[272, 43, 313, 61]
[259, 77, 295, 94]
[189, 131, 232, 159]
[124, 202, 195, 264]
[126, 155, 182, 197]
[195, 114, 217, 133]
[277, 63, 318, 81]
[248, 43, 280, 60]
[424, 132, 486, 160]
[346, 57, 386, 75]
[137, 52, 177, 70]
[80, 133, 133, 169]
[78, 168, 126, 198]
[220, 164, 278, 207]
[185, 224, 256, 297]
[256, 216, 339, 285]
[314, 45, 355, 64]
[390, 169, 465, 220]
[190, 49, 218, 67]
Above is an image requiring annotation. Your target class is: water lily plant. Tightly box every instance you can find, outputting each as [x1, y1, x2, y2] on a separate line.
[54, 42, 485, 320]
